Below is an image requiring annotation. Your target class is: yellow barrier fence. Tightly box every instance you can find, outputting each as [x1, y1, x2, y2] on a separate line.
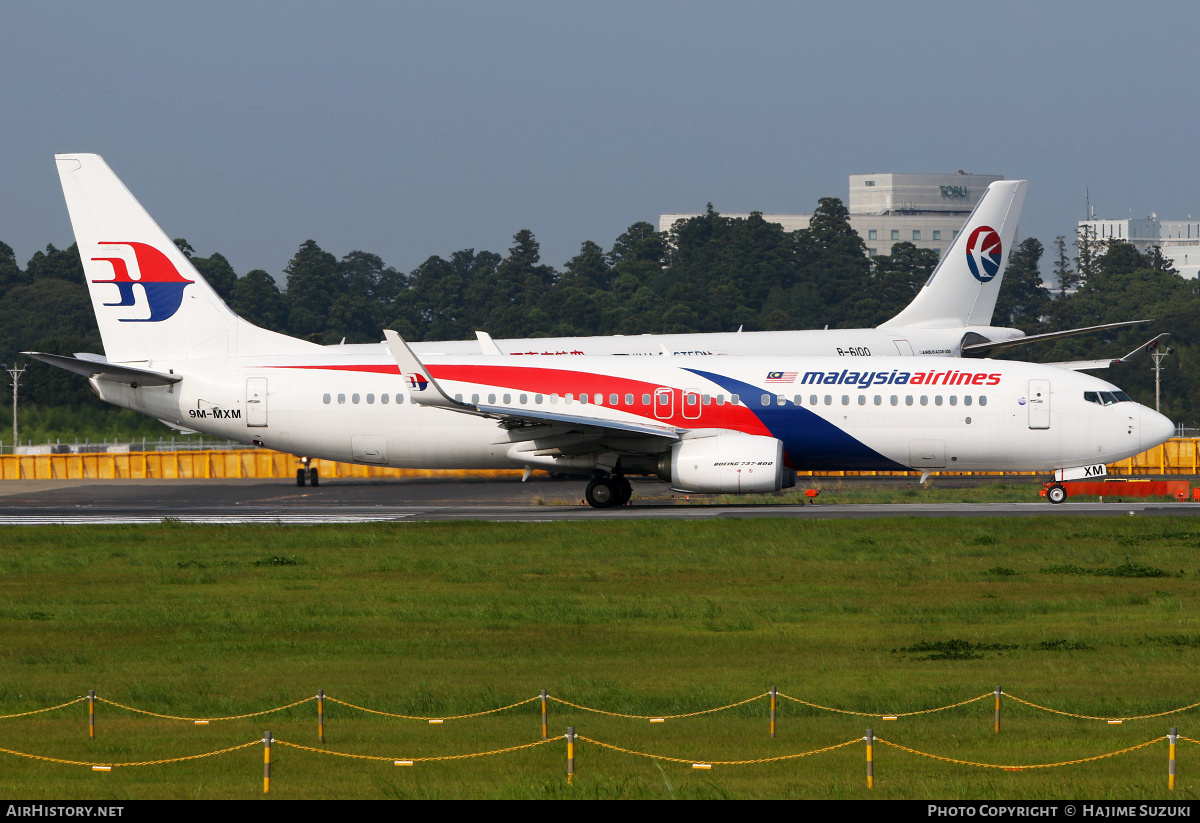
[3, 438, 1200, 481]
[1, 690, 1196, 792]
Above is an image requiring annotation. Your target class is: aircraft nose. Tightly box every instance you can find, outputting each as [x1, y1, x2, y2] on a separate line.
[1141, 407, 1175, 450]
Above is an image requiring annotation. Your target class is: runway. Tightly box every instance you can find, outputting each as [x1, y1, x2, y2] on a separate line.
[0, 476, 1196, 523]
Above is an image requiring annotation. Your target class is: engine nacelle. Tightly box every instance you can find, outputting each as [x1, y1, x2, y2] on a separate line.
[659, 433, 787, 494]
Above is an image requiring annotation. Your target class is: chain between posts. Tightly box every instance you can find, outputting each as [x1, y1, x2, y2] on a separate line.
[875, 735, 1166, 770]
[777, 691, 993, 718]
[1003, 694, 1200, 722]
[548, 692, 768, 720]
[0, 740, 260, 768]
[575, 734, 861, 765]
[274, 736, 558, 762]
[323, 695, 539, 721]
[95, 695, 314, 722]
[0, 697, 86, 721]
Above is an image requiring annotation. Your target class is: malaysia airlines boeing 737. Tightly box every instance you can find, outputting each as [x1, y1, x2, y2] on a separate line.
[25, 154, 1174, 507]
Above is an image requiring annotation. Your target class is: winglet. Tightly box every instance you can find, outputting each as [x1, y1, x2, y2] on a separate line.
[383, 330, 474, 409]
[1049, 333, 1170, 372]
[476, 331, 505, 356]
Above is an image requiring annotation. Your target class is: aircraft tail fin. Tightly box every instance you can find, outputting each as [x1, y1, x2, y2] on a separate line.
[54, 154, 315, 364]
[879, 179, 1027, 329]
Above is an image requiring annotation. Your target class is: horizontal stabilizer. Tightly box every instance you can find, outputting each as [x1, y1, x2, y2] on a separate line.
[961, 319, 1152, 357]
[23, 352, 181, 386]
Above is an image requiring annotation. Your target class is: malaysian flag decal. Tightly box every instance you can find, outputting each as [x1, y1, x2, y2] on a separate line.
[765, 371, 798, 383]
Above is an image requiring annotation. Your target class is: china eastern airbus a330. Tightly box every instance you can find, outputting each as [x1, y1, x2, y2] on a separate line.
[25, 154, 1173, 507]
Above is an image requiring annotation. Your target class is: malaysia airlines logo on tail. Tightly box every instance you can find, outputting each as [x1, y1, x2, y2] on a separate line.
[406, 373, 429, 391]
[90, 242, 193, 322]
[965, 225, 1003, 283]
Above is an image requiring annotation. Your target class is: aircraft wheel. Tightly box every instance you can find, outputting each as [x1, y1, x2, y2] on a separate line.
[1047, 484, 1067, 504]
[615, 476, 633, 506]
[296, 469, 307, 487]
[585, 477, 620, 508]
[309, 468, 320, 487]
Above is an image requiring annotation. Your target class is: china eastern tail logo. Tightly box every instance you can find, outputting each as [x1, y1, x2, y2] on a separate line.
[965, 225, 1003, 282]
[90, 242, 194, 322]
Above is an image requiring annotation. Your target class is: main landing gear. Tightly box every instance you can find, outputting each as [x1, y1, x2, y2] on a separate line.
[585, 475, 633, 508]
[1045, 483, 1066, 504]
[296, 460, 319, 487]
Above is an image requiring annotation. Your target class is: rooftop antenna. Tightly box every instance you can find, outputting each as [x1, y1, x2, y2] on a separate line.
[1086, 187, 1091, 221]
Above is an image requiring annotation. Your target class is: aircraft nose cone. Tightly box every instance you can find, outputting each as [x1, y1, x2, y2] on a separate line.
[1141, 407, 1175, 450]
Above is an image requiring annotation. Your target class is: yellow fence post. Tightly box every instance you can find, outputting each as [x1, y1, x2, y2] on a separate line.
[317, 690, 325, 743]
[88, 690, 95, 739]
[540, 690, 548, 741]
[994, 686, 1002, 734]
[263, 730, 272, 794]
[865, 728, 874, 789]
[566, 726, 575, 785]
[1169, 727, 1178, 790]
[770, 686, 777, 738]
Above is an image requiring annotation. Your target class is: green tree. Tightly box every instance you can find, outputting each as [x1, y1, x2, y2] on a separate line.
[993, 237, 1051, 330]
[283, 240, 343, 342]
[1052, 235, 1077, 297]
[191, 251, 239, 304]
[0, 241, 26, 298]
[230, 270, 288, 332]
[1074, 225, 1101, 285]
[25, 244, 84, 283]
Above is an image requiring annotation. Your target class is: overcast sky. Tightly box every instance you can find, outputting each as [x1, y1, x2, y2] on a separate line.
[3, 1, 1197, 280]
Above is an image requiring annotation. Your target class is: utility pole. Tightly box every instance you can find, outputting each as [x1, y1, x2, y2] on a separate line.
[1151, 347, 1173, 413]
[4, 363, 26, 451]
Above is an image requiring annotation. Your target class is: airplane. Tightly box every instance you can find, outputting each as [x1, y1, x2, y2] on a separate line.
[410, 178, 1146, 366]
[24, 154, 1174, 508]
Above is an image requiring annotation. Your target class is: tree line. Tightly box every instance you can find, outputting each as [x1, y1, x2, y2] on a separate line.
[1, 196, 1198, 431]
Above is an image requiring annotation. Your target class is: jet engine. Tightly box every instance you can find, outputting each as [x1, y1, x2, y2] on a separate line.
[658, 433, 790, 494]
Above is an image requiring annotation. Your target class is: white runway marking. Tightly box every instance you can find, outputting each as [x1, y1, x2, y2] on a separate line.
[0, 514, 418, 525]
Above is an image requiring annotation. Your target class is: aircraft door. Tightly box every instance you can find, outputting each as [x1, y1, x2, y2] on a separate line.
[1028, 379, 1050, 429]
[893, 339, 914, 355]
[654, 388, 674, 420]
[246, 378, 268, 427]
[682, 389, 701, 420]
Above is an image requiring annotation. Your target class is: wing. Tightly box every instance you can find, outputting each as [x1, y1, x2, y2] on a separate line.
[1047, 333, 1169, 372]
[23, 351, 181, 387]
[382, 330, 680, 443]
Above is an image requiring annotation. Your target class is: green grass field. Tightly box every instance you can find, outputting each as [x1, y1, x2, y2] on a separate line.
[1, 517, 1199, 799]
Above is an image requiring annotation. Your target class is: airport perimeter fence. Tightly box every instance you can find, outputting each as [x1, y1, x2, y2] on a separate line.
[1, 688, 1196, 792]
[4, 439, 1200, 482]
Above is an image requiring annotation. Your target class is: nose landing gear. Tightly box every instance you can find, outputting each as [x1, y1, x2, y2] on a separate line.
[296, 458, 320, 487]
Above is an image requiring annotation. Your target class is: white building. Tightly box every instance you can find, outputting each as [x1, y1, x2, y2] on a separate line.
[660, 171, 1004, 259]
[1078, 216, 1200, 279]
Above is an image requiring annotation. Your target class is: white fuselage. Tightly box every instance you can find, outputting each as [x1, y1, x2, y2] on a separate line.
[93, 349, 1172, 475]
[411, 326, 1025, 360]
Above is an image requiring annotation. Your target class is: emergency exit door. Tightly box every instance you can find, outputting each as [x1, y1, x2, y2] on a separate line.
[246, 378, 268, 427]
[1028, 379, 1050, 429]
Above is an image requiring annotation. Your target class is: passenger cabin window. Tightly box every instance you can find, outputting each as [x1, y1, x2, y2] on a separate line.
[905, 395, 913, 406]
[935, 396, 943, 406]
[367, 393, 375, 404]
[642, 394, 651, 405]
[761, 394, 770, 406]
[396, 394, 405, 404]
[964, 396, 972, 406]
[874, 395, 882, 405]
[920, 396, 928, 406]
[454, 394, 462, 402]
[732, 394, 740, 405]
[979, 396, 988, 406]
[535, 394, 544, 404]
[352, 393, 360, 404]
[625, 393, 634, 405]
[488, 393, 496, 404]
[824, 395, 832, 405]
[579, 393, 588, 404]
[323, 393, 331, 404]
[503, 393, 511, 403]
[381, 394, 389, 405]
[858, 395, 866, 405]
[949, 396, 957, 406]
[520, 394, 528, 404]
[890, 395, 898, 406]
[842, 395, 850, 405]
[609, 393, 618, 405]
[471, 393, 480, 404]
[337, 394, 346, 404]
[594, 393, 603, 405]
[810, 395, 818, 405]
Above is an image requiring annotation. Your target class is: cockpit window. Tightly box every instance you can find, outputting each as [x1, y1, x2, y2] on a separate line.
[1085, 390, 1132, 406]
